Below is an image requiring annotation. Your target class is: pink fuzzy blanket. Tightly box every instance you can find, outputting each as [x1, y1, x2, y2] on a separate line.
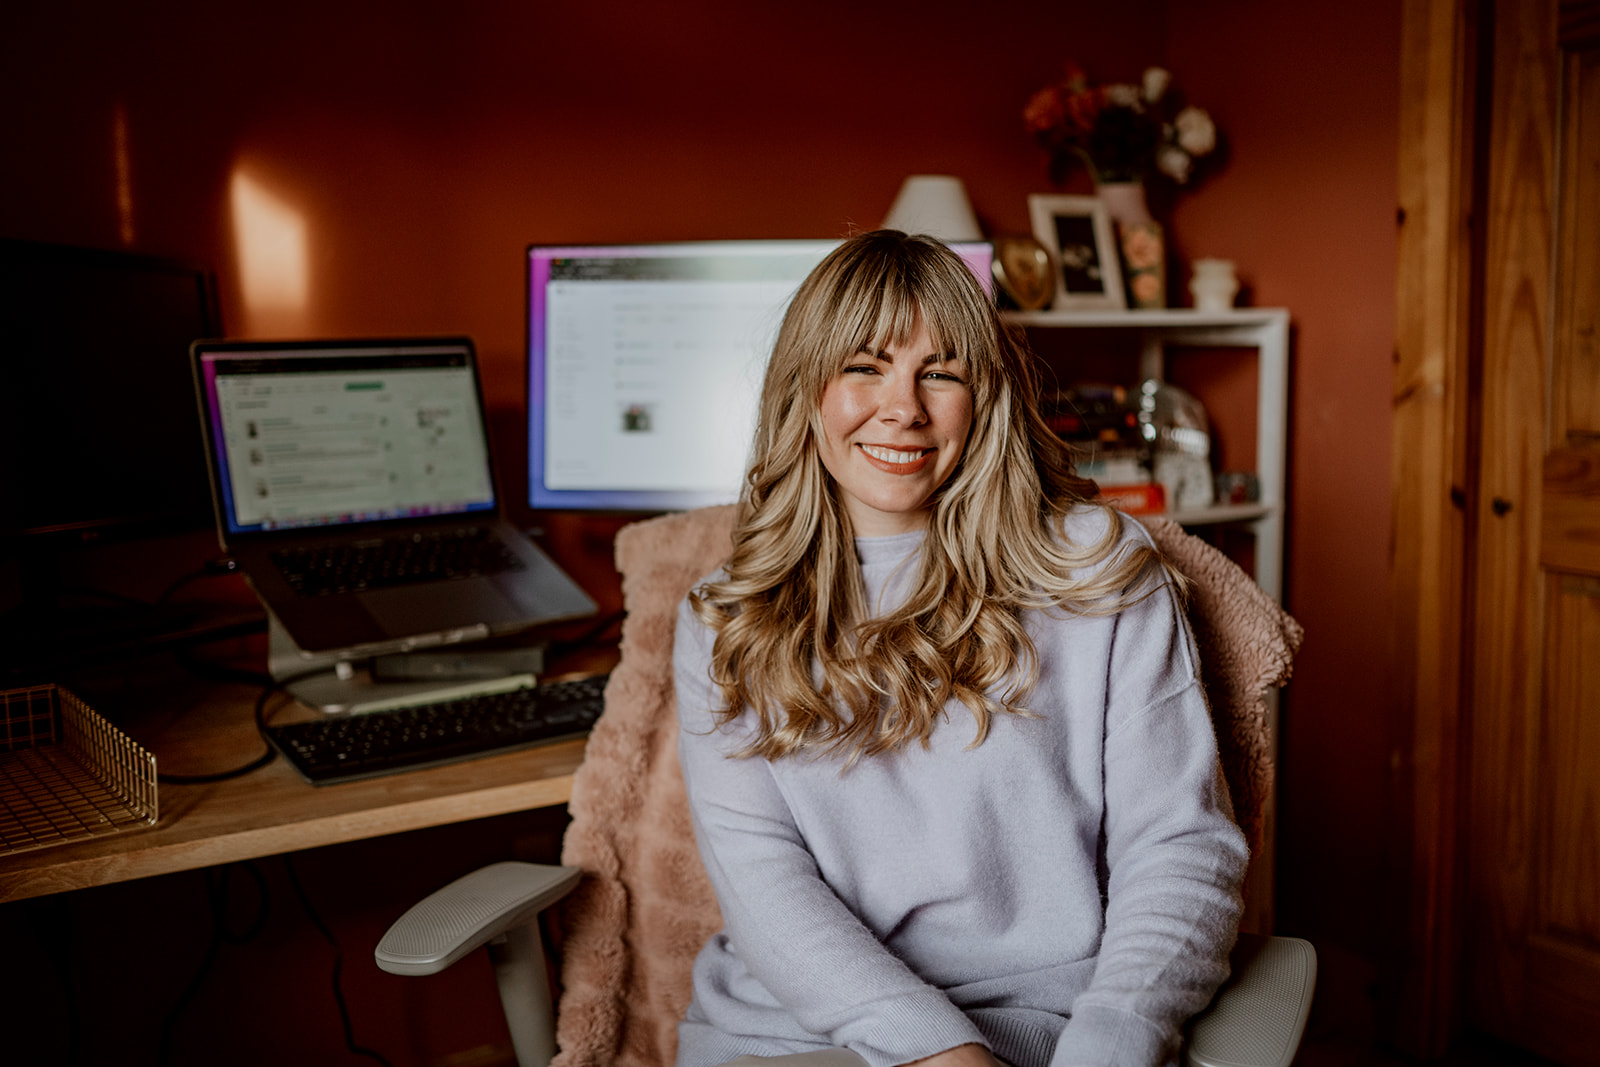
[552, 505, 1301, 1067]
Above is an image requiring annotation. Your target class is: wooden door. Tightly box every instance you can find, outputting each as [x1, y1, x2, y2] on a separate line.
[1469, 1, 1600, 1062]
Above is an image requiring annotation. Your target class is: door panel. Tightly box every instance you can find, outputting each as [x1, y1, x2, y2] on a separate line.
[1470, 1, 1600, 1063]
[1542, 449, 1600, 575]
[1539, 580, 1600, 946]
[1554, 47, 1600, 433]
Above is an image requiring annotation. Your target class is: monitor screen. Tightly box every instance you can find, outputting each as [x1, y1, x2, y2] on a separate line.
[526, 239, 994, 512]
[0, 239, 221, 543]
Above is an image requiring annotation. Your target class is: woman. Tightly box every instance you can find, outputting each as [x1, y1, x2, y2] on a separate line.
[673, 231, 1247, 1067]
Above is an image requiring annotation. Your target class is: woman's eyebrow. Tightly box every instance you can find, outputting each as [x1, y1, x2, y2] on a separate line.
[852, 344, 896, 363]
[851, 345, 961, 364]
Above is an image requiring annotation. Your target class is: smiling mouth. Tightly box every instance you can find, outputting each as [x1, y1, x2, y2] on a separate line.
[858, 443, 933, 473]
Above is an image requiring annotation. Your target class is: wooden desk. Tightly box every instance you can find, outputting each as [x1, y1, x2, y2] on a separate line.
[1, 649, 605, 904]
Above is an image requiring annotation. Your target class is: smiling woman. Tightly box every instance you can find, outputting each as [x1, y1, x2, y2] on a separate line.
[669, 230, 1248, 1067]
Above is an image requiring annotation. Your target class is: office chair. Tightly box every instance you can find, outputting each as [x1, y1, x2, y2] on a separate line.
[377, 506, 1315, 1067]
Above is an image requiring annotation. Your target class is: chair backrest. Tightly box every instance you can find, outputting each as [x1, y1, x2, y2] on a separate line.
[550, 504, 1302, 1067]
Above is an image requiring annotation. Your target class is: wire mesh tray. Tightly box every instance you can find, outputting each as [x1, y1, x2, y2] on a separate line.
[1, 684, 158, 856]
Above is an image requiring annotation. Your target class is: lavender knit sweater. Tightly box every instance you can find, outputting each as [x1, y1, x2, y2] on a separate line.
[673, 509, 1247, 1067]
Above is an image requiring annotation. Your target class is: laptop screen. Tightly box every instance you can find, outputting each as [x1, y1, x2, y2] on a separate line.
[194, 339, 497, 536]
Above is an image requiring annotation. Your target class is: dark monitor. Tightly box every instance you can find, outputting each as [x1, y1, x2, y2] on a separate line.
[0, 239, 221, 543]
[525, 239, 994, 513]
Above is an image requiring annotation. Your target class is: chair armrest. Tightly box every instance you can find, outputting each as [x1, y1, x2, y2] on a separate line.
[1185, 933, 1317, 1067]
[375, 861, 582, 976]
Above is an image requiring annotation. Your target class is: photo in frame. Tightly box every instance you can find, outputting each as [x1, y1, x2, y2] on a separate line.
[1027, 194, 1125, 310]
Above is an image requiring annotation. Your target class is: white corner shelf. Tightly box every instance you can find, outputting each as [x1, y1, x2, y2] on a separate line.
[1003, 308, 1288, 330]
[1002, 308, 1291, 601]
[1167, 502, 1277, 526]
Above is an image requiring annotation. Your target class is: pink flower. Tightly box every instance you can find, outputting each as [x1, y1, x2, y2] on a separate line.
[1142, 67, 1171, 104]
[1104, 83, 1141, 108]
[1156, 144, 1193, 183]
[1174, 107, 1216, 156]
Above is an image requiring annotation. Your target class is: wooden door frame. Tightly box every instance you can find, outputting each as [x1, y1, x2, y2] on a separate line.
[1390, 0, 1485, 1055]
[1393, 0, 1600, 1054]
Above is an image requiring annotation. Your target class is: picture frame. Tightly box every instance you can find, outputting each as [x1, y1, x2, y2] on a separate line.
[1028, 194, 1125, 310]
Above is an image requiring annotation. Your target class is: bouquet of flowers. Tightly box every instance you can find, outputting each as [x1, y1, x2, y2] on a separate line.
[1024, 63, 1217, 186]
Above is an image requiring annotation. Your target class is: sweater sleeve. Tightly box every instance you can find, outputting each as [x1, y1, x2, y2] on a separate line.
[675, 598, 987, 1067]
[1049, 555, 1250, 1067]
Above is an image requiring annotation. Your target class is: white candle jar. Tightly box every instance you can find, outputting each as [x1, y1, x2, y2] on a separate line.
[1189, 258, 1239, 312]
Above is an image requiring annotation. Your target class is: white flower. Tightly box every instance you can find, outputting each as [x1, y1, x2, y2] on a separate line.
[1105, 83, 1141, 108]
[1174, 107, 1216, 156]
[1142, 67, 1171, 103]
[1157, 145, 1194, 183]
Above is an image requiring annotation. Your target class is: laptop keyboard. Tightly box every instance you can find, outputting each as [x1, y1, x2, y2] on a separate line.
[270, 525, 526, 598]
[268, 673, 608, 785]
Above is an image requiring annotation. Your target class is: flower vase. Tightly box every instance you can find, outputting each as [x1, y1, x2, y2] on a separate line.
[1096, 181, 1165, 309]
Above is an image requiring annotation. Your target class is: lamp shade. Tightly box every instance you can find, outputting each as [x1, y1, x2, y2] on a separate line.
[881, 175, 983, 241]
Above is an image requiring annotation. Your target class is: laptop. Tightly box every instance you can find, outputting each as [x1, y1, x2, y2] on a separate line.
[191, 336, 596, 657]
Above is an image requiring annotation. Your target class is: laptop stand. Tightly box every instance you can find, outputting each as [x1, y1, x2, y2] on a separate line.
[266, 614, 544, 715]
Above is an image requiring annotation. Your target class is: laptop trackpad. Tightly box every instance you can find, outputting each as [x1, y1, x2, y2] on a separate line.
[359, 582, 524, 638]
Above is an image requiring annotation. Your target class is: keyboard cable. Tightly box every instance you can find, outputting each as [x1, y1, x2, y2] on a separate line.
[157, 665, 336, 785]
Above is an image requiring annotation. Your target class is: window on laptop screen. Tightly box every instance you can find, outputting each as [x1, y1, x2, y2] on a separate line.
[525, 240, 994, 513]
[196, 342, 496, 535]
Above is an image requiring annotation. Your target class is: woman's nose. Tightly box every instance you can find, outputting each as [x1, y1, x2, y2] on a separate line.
[879, 370, 927, 425]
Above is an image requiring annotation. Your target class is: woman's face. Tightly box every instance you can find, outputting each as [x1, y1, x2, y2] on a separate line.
[815, 319, 973, 536]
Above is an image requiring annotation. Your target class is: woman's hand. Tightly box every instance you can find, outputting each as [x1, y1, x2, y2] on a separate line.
[903, 1043, 1003, 1067]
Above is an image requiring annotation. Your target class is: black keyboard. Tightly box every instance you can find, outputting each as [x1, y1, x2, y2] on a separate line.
[271, 526, 526, 598]
[268, 674, 608, 785]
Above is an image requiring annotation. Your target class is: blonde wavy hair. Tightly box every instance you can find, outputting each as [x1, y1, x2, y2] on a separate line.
[691, 230, 1178, 761]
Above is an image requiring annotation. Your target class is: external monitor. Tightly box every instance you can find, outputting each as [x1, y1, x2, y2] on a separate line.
[525, 239, 994, 513]
[0, 239, 221, 543]
[1, 239, 228, 673]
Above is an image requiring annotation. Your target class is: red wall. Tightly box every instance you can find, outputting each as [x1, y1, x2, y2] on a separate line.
[3, 0, 1163, 406]
[1165, 0, 1404, 988]
[1, 0, 1403, 1060]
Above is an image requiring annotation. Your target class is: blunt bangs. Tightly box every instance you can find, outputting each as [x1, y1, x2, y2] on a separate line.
[810, 234, 1000, 404]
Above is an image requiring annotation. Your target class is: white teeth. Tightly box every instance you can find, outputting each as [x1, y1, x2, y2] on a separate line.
[861, 445, 927, 464]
